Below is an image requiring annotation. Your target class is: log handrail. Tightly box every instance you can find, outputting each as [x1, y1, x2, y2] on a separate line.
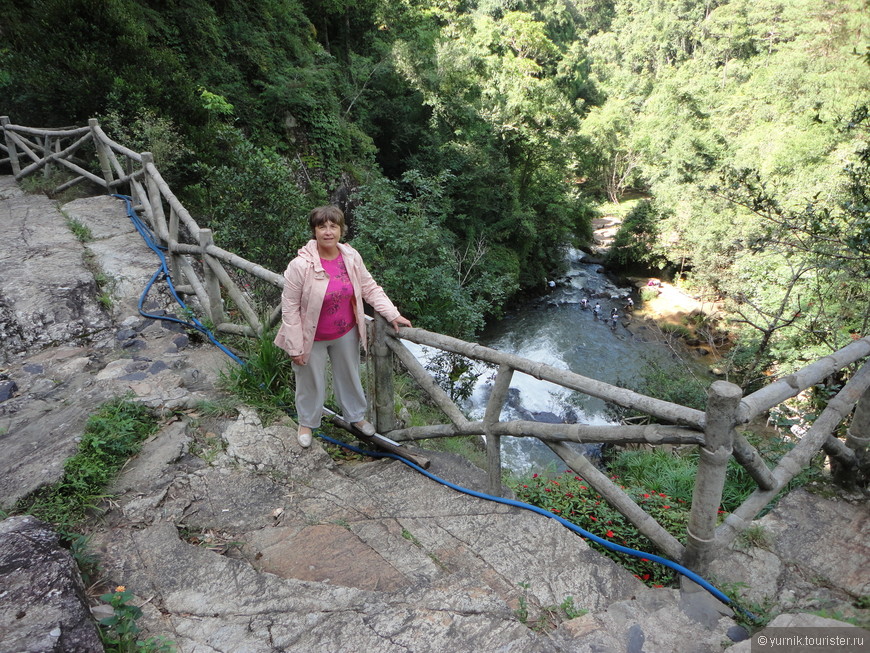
[3, 116, 868, 578]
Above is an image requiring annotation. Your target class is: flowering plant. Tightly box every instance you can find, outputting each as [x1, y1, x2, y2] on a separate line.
[509, 471, 690, 587]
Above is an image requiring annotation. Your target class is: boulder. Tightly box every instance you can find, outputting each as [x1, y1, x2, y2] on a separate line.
[0, 515, 103, 653]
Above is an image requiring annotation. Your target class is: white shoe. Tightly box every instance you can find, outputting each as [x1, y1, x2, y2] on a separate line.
[297, 427, 313, 448]
[354, 420, 376, 436]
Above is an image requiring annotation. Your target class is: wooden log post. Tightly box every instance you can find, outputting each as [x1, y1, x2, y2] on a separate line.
[682, 380, 742, 575]
[198, 229, 224, 327]
[42, 134, 53, 180]
[845, 381, 870, 483]
[847, 382, 870, 451]
[372, 314, 397, 434]
[89, 118, 114, 190]
[167, 205, 182, 289]
[2, 117, 21, 175]
[484, 364, 514, 497]
[141, 153, 169, 243]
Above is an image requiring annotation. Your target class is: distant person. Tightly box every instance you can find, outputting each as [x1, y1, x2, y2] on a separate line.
[625, 297, 634, 311]
[609, 312, 619, 330]
[592, 302, 601, 319]
[275, 205, 412, 448]
[580, 297, 589, 309]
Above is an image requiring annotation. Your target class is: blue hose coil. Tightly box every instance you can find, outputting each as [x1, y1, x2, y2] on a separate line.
[113, 194, 246, 367]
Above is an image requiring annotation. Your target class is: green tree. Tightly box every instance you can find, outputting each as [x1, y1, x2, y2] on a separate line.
[606, 199, 669, 269]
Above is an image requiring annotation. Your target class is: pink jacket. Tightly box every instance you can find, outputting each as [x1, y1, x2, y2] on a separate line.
[274, 240, 400, 359]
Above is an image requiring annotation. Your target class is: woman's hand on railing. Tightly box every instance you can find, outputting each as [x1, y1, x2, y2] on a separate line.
[391, 316, 412, 333]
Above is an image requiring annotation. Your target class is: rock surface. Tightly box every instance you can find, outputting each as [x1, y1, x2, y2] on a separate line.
[0, 515, 103, 653]
[0, 178, 865, 651]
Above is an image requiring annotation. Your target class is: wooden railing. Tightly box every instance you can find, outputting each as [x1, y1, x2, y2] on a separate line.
[4, 117, 869, 576]
[371, 318, 870, 571]
[1, 116, 283, 337]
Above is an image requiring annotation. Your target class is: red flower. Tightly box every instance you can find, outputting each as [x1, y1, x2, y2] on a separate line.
[552, 509, 561, 513]
[663, 505, 671, 509]
[551, 480, 560, 485]
[642, 574, 650, 581]
[589, 516, 597, 521]
[653, 584, 664, 588]
[606, 530, 614, 538]
[545, 488, 551, 492]
[574, 476, 582, 481]
[642, 494, 650, 498]
[659, 493, 667, 497]
[532, 473, 538, 478]
[522, 485, 528, 488]
[580, 486, 588, 490]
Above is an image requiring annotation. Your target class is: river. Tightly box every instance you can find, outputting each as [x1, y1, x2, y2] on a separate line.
[407, 247, 708, 474]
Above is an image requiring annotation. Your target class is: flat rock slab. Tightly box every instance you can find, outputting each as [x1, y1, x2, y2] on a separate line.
[62, 194, 165, 315]
[87, 406, 741, 652]
[711, 488, 870, 619]
[0, 186, 111, 360]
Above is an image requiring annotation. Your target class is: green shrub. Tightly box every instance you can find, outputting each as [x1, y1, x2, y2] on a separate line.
[219, 327, 295, 422]
[16, 398, 158, 529]
[509, 470, 688, 587]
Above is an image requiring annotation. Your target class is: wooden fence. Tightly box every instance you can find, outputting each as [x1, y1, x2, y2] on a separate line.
[0, 116, 284, 337]
[3, 116, 869, 576]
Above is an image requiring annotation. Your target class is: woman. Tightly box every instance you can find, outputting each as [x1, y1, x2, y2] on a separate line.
[275, 205, 412, 448]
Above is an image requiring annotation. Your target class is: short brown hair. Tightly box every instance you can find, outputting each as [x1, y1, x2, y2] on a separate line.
[308, 205, 346, 238]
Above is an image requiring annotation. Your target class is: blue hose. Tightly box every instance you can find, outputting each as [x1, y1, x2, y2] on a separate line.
[316, 432, 757, 622]
[112, 192, 754, 623]
[112, 194, 246, 367]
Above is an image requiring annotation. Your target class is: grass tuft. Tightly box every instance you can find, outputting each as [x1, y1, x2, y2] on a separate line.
[15, 396, 159, 530]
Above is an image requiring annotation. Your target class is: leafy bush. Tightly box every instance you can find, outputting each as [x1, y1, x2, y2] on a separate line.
[194, 129, 312, 274]
[606, 200, 669, 269]
[509, 470, 688, 587]
[352, 171, 502, 338]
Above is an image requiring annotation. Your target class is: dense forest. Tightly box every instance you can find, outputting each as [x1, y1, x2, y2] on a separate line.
[2, 0, 868, 387]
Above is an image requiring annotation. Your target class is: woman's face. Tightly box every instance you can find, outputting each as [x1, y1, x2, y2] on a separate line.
[314, 220, 341, 250]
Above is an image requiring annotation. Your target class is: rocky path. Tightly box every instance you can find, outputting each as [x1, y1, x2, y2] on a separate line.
[1, 178, 866, 651]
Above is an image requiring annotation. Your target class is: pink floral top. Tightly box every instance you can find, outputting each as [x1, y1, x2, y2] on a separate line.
[314, 253, 355, 340]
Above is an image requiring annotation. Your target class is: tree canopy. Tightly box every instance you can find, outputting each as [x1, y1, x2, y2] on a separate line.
[1, 0, 868, 377]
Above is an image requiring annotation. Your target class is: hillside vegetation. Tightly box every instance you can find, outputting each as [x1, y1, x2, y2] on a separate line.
[2, 0, 868, 386]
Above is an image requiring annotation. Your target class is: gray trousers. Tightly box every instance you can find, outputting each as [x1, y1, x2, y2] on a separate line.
[293, 326, 367, 429]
